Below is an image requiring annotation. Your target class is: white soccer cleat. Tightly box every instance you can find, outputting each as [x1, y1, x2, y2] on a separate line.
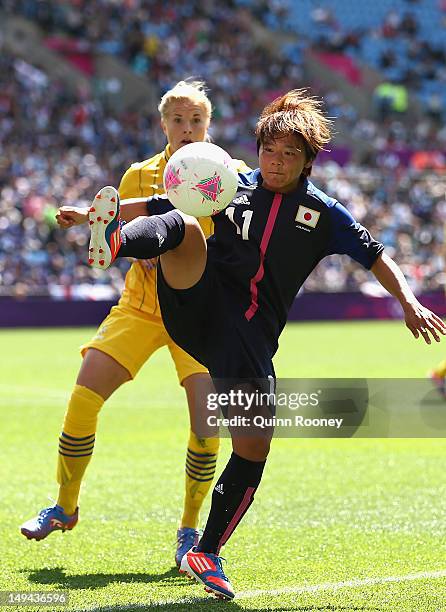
[88, 186, 121, 269]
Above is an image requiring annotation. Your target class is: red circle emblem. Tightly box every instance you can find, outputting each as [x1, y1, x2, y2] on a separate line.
[304, 212, 312, 221]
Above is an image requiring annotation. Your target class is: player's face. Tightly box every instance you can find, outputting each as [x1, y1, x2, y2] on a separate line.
[259, 133, 312, 193]
[161, 101, 210, 153]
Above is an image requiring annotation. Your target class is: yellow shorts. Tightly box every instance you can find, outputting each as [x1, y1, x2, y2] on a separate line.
[80, 303, 208, 384]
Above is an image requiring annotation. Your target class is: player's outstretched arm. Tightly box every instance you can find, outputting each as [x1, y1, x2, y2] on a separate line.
[56, 206, 89, 228]
[371, 252, 446, 344]
[56, 197, 151, 230]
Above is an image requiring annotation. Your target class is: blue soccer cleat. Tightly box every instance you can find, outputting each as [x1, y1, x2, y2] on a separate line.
[180, 547, 235, 600]
[20, 505, 79, 541]
[88, 185, 121, 269]
[175, 527, 199, 568]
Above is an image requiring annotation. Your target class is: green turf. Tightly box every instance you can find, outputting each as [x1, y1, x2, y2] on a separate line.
[1, 321, 446, 611]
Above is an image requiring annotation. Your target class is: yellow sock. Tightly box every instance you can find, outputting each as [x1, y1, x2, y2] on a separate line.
[433, 360, 446, 378]
[181, 431, 220, 529]
[57, 384, 104, 515]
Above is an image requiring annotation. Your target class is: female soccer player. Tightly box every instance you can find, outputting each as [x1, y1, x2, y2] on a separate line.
[86, 89, 446, 599]
[20, 80, 248, 567]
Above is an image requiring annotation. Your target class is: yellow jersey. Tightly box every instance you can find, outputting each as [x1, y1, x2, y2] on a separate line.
[117, 144, 249, 317]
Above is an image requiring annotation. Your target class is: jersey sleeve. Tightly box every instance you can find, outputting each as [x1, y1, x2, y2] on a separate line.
[118, 164, 173, 215]
[325, 201, 384, 269]
[118, 164, 143, 200]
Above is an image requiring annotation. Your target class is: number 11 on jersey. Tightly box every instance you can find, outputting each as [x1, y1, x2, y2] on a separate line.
[225, 207, 253, 240]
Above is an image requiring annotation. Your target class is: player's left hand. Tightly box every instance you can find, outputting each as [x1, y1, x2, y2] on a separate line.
[403, 301, 446, 344]
[56, 206, 89, 228]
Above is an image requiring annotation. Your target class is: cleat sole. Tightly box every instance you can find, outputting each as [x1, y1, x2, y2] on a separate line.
[88, 186, 120, 269]
[204, 586, 232, 600]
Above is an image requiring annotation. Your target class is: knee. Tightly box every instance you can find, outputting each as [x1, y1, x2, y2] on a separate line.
[182, 214, 204, 244]
[63, 384, 105, 436]
[77, 349, 130, 400]
[232, 437, 271, 462]
[177, 210, 199, 228]
[172, 210, 200, 237]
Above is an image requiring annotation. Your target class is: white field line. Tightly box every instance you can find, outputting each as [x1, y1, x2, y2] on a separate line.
[236, 568, 446, 599]
[80, 569, 446, 610]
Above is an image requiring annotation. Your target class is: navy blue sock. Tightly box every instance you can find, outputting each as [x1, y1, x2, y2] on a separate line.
[117, 210, 185, 259]
[196, 452, 266, 554]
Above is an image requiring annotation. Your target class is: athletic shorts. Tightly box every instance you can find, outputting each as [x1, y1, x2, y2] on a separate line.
[157, 260, 276, 389]
[81, 302, 208, 384]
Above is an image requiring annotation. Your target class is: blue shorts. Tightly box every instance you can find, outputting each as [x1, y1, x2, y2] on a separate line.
[157, 259, 276, 390]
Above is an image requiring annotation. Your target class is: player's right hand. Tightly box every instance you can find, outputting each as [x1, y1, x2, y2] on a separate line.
[56, 206, 89, 228]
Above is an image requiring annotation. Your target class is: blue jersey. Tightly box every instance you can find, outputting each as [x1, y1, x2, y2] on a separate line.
[150, 168, 384, 347]
[208, 169, 383, 343]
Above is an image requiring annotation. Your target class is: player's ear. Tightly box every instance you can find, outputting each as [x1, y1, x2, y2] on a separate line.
[160, 119, 167, 136]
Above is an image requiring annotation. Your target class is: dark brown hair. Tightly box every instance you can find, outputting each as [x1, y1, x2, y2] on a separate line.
[255, 89, 332, 176]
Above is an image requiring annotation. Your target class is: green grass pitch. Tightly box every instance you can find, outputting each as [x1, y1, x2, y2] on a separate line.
[1, 321, 446, 611]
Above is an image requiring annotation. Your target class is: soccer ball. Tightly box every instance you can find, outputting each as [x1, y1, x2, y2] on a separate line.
[163, 142, 238, 217]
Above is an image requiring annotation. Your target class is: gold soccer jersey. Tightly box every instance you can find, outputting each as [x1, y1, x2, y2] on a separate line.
[117, 145, 248, 317]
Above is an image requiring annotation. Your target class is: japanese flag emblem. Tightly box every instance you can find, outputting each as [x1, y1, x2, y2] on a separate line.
[295, 205, 320, 228]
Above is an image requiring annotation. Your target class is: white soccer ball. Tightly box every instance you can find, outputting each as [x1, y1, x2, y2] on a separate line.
[163, 142, 238, 217]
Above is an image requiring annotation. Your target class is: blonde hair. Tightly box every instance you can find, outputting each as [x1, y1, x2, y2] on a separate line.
[256, 89, 332, 176]
[158, 80, 212, 119]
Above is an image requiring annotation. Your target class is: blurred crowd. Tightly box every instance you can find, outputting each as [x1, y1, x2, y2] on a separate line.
[0, 0, 444, 298]
[300, 0, 446, 134]
[300, 0, 446, 114]
[2, 0, 304, 149]
[6, 0, 446, 151]
[307, 164, 446, 294]
[0, 49, 139, 299]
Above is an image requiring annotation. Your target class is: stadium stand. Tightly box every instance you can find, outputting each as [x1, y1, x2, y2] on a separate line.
[276, 0, 446, 118]
[0, 0, 444, 299]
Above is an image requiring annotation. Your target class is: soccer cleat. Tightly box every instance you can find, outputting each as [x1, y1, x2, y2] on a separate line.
[180, 547, 235, 600]
[175, 527, 199, 568]
[88, 185, 121, 269]
[429, 371, 446, 398]
[20, 505, 79, 541]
